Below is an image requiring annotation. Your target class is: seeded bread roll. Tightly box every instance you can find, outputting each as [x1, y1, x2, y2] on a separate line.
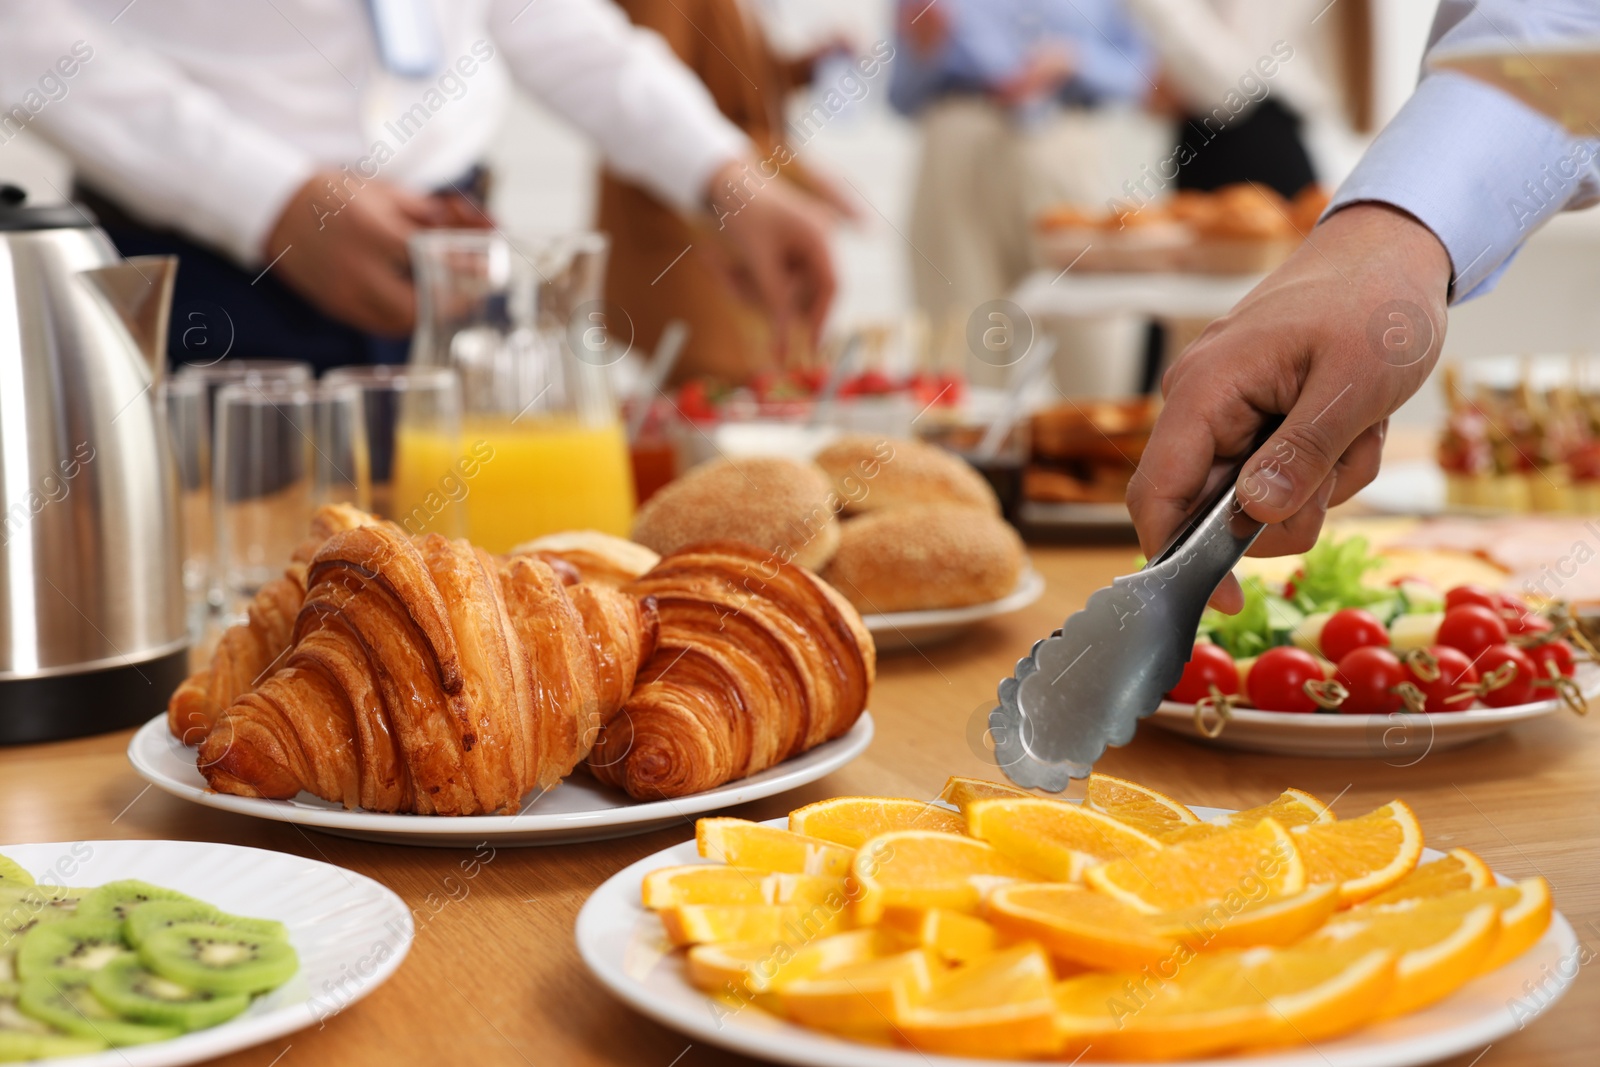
[631, 457, 840, 571]
[814, 434, 999, 516]
[822, 504, 1024, 613]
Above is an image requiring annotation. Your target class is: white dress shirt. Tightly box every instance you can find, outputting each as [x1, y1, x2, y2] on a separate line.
[1328, 0, 1600, 301]
[0, 0, 749, 267]
[1122, 0, 1338, 126]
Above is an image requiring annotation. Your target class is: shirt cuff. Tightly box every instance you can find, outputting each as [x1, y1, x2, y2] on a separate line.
[644, 114, 750, 214]
[1327, 70, 1598, 302]
[193, 144, 317, 269]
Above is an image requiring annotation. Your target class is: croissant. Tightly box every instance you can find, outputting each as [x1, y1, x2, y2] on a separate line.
[167, 503, 377, 744]
[198, 521, 658, 815]
[587, 541, 875, 799]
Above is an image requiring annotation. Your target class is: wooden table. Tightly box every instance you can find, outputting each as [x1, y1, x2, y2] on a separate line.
[2, 543, 1595, 1066]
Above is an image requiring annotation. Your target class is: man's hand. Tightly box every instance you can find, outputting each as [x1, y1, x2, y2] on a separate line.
[262, 171, 489, 337]
[994, 43, 1076, 108]
[1127, 203, 1453, 611]
[706, 158, 839, 353]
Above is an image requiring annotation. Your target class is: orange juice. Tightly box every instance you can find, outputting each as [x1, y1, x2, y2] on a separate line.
[392, 415, 635, 553]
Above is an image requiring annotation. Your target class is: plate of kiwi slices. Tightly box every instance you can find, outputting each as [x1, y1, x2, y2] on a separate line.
[0, 840, 409, 1065]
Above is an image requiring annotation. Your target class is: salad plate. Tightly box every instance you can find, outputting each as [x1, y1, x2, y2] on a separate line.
[1145, 661, 1597, 758]
[575, 811, 1578, 1067]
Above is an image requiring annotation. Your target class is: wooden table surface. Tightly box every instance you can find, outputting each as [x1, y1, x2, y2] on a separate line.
[2, 542, 1595, 1067]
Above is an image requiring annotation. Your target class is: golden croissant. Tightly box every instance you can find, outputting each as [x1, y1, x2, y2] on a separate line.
[167, 503, 376, 744]
[587, 541, 875, 800]
[198, 521, 658, 815]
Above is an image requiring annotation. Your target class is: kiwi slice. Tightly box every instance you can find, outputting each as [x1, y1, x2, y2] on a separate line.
[0, 857, 32, 889]
[15, 919, 129, 984]
[90, 954, 248, 1032]
[18, 974, 180, 1047]
[0, 885, 89, 939]
[0, 983, 106, 1060]
[77, 880, 201, 924]
[125, 900, 288, 949]
[139, 923, 298, 996]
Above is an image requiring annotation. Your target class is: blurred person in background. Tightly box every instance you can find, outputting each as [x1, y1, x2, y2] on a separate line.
[888, 0, 1158, 392]
[599, 0, 862, 384]
[1127, 0, 1343, 199]
[0, 0, 837, 372]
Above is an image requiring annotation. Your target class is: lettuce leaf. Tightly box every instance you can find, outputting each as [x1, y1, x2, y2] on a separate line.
[1288, 535, 1391, 614]
[1201, 576, 1277, 659]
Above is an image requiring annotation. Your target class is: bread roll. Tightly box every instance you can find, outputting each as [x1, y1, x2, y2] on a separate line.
[822, 504, 1025, 614]
[631, 457, 840, 571]
[814, 434, 998, 516]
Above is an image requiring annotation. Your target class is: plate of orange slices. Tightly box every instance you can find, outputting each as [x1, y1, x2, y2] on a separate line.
[575, 774, 1575, 1065]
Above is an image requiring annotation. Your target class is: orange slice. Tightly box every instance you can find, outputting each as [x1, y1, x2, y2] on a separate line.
[1054, 945, 1396, 1060]
[937, 775, 1032, 816]
[1291, 801, 1422, 905]
[1086, 819, 1305, 914]
[878, 907, 999, 964]
[789, 797, 966, 846]
[776, 948, 939, 1033]
[1166, 788, 1336, 844]
[851, 831, 1036, 923]
[1362, 848, 1493, 906]
[685, 928, 892, 996]
[966, 798, 1164, 880]
[985, 883, 1178, 971]
[1357, 877, 1552, 975]
[893, 943, 1060, 1058]
[1153, 883, 1340, 951]
[659, 902, 849, 947]
[1302, 900, 1500, 1015]
[696, 818, 854, 877]
[1086, 773, 1200, 838]
[642, 865, 844, 908]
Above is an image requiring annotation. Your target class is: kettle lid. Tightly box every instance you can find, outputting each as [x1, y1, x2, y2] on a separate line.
[0, 184, 96, 232]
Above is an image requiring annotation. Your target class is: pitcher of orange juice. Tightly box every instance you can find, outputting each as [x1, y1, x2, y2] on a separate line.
[398, 231, 634, 553]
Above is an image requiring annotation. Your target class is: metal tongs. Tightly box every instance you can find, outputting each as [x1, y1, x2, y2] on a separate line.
[990, 418, 1284, 791]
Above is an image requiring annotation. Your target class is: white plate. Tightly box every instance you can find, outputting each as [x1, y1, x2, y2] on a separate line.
[863, 569, 1045, 652]
[1018, 499, 1134, 531]
[1146, 663, 1599, 760]
[575, 811, 1579, 1067]
[1, 839, 409, 1067]
[127, 713, 873, 848]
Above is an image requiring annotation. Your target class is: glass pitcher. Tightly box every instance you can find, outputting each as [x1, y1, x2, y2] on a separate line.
[401, 231, 634, 553]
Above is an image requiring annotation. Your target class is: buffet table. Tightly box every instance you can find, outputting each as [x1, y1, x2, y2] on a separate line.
[2, 543, 1594, 1067]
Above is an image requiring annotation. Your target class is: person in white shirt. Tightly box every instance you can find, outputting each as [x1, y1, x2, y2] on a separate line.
[0, 0, 836, 370]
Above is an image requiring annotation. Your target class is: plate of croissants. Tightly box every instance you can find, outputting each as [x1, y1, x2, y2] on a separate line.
[629, 435, 1041, 653]
[129, 506, 877, 847]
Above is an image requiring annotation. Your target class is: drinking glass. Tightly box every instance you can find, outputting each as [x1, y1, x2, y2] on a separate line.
[408, 230, 633, 552]
[158, 374, 210, 638]
[322, 365, 464, 537]
[212, 380, 368, 619]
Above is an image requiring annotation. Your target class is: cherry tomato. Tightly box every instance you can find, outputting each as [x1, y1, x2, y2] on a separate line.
[1248, 647, 1327, 713]
[1405, 645, 1479, 713]
[1283, 568, 1306, 599]
[1503, 610, 1552, 638]
[1168, 643, 1241, 704]
[1476, 644, 1538, 708]
[1437, 605, 1509, 660]
[1444, 585, 1500, 612]
[1319, 608, 1390, 664]
[1528, 640, 1577, 680]
[1335, 647, 1407, 715]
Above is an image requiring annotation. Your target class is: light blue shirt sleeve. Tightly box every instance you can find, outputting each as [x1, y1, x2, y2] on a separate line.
[1327, 0, 1600, 302]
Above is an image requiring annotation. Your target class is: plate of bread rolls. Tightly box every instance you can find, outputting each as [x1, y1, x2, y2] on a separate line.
[630, 436, 1042, 653]
[128, 507, 876, 846]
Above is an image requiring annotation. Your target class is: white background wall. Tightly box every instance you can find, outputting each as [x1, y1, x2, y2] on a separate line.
[5, 0, 1596, 427]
